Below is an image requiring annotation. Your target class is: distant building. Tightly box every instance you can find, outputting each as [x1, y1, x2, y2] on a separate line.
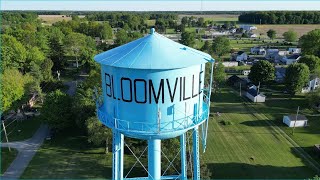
[239, 25, 257, 31]
[283, 115, 308, 127]
[302, 77, 320, 93]
[236, 51, 248, 62]
[245, 85, 266, 102]
[222, 61, 238, 67]
[265, 49, 279, 60]
[227, 75, 249, 88]
[288, 48, 301, 54]
[251, 46, 266, 55]
[281, 54, 301, 65]
[242, 70, 251, 76]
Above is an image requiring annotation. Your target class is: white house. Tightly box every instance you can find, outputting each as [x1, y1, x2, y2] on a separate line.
[239, 25, 257, 31]
[251, 47, 266, 55]
[243, 70, 251, 76]
[288, 48, 301, 54]
[281, 54, 301, 65]
[246, 86, 266, 102]
[236, 51, 248, 62]
[222, 61, 238, 67]
[249, 34, 258, 38]
[283, 115, 308, 127]
[302, 77, 320, 93]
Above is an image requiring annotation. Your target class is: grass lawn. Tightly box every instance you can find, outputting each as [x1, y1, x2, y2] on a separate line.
[1, 116, 42, 142]
[253, 24, 320, 38]
[21, 129, 147, 179]
[204, 87, 319, 179]
[1, 148, 18, 175]
[252, 88, 320, 163]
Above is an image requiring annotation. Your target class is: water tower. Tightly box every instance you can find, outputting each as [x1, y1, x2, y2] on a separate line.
[94, 28, 214, 180]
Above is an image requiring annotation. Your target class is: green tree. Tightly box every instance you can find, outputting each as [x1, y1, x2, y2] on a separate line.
[0, 69, 28, 111]
[283, 29, 298, 42]
[64, 32, 87, 68]
[1, 34, 27, 70]
[248, 60, 275, 85]
[285, 63, 310, 95]
[214, 62, 226, 90]
[100, 22, 113, 40]
[299, 29, 320, 57]
[26, 46, 46, 69]
[115, 29, 130, 45]
[299, 55, 320, 75]
[41, 90, 73, 130]
[306, 89, 320, 110]
[212, 36, 231, 57]
[180, 31, 196, 47]
[41, 59, 54, 82]
[267, 29, 276, 39]
[201, 41, 211, 53]
[86, 116, 112, 154]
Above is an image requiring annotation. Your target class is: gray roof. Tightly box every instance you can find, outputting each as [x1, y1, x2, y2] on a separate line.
[286, 115, 308, 121]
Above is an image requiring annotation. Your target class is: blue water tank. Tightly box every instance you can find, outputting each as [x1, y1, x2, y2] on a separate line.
[95, 28, 214, 140]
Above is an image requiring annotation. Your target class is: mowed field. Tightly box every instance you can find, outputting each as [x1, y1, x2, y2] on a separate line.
[253, 24, 320, 38]
[38, 15, 72, 25]
[204, 88, 319, 179]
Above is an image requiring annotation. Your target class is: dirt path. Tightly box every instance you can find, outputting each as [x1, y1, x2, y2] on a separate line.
[1, 124, 49, 179]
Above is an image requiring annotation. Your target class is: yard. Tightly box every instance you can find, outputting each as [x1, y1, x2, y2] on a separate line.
[1, 148, 18, 175]
[204, 87, 319, 178]
[20, 87, 320, 179]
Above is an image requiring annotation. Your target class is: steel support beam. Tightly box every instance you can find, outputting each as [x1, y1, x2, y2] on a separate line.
[193, 127, 200, 180]
[148, 139, 161, 180]
[180, 133, 187, 180]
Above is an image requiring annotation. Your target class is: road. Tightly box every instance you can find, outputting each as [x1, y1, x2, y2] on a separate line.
[1, 124, 49, 180]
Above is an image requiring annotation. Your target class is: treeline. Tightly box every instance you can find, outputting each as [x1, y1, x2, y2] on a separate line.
[239, 11, 320, 24]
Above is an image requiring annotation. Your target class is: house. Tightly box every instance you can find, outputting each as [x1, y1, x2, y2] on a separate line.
[236, 51, 248, 62]
[314, 144, 320, 156]
[243, 69, 251, 75]
[283, 115, 308, 127]
[250, 47, 266, 55]
[230, 28, 237, 33]
[275, 66, 286, 82]
[265, 49, 279, 60]
[302, 77, 320, 93]
[274, 50, 289, 63]
[222, 61, 238, 67]
[288, 48, 301, 54]
[239, 25, 257, 31]
[227, 75, 248, 88]
[281, 54, 301, 65]
[249, 33, 258, 38]
[245, 85, 266, 102]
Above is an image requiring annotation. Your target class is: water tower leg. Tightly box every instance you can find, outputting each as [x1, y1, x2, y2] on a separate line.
[112, 130, 123, 180]
[148, 139, 161, 180]
[193, 127, 200, 180]
[119, 133, 124, 180]
[180, 133, 187, 180]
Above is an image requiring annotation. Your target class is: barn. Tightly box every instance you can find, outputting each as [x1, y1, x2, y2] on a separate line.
[283, 115, 308, 127]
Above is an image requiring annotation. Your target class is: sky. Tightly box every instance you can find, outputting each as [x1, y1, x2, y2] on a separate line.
[2, 0, 320, 11]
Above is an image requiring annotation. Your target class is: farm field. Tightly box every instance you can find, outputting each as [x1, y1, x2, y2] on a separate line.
[178, 14, 239, 23]
[253, 24, 320, 38]
[204, 87, 319, 179]
[38, 15, 72, 25]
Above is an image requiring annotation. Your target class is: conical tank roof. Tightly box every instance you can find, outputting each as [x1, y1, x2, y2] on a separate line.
[94, 28, 214, 70]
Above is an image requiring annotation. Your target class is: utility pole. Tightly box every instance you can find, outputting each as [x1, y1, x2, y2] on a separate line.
[239, 82, 242, 96]
[2, 120, 11, 151]
[292, 106, 300, 135]
[257, 81, 261, 94]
